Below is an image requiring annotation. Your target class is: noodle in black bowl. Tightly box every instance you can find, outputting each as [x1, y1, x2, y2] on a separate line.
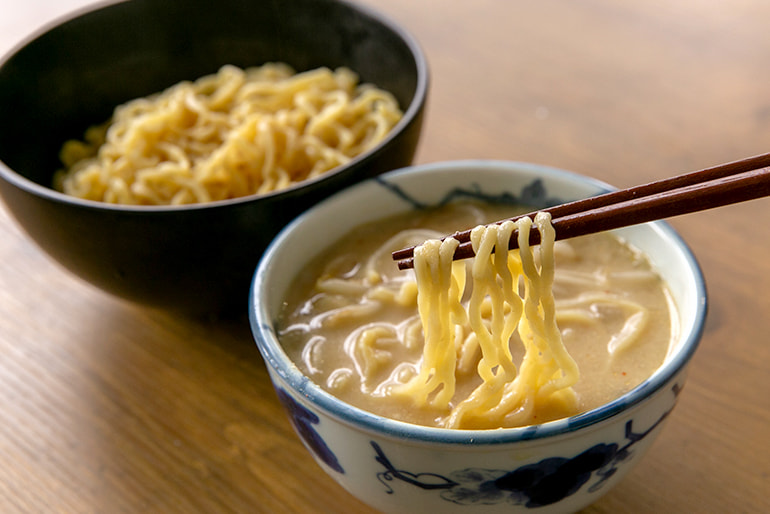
[0, 0, 428, 316]
[249, 161, 707, 513]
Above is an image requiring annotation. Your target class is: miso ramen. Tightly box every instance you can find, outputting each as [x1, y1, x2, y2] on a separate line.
[277, 201, 675, 429]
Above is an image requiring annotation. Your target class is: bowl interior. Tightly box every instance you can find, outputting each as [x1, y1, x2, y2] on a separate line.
[251, 160, 707, 442]
[0, 0, 426, 190]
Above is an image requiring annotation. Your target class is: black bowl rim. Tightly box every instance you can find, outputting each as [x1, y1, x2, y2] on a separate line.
[0, 0, 429, 213]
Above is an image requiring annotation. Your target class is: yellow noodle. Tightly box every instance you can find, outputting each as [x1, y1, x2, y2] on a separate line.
[55, 63, 402, 205]
[395, 213, 580, 429]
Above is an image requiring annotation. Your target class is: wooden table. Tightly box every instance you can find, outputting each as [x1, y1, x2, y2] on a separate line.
[1, 1, 768, 512]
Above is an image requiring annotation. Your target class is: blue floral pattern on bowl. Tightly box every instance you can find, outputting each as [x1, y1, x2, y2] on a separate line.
[275, 387, 345, 474]
[370, 381, 681, 508]
[376, 176, 566, 211]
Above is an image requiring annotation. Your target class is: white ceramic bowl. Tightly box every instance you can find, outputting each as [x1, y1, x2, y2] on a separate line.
[249, 161, 707, 514]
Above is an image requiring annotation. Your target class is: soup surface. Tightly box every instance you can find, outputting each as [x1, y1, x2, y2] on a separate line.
[278, 202, 675, 429]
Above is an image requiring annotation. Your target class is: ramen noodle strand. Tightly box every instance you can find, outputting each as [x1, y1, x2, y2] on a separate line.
[445, 222, 524, 427]
[492, 214, 579, 424]
[391, 238, 463, 407]
[55, 63, 402, 205]
[399, 212, 581, 429]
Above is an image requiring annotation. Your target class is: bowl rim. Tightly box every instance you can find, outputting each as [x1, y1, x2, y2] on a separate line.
[0, 0, 429, 213]
[249, 159, 708, 446]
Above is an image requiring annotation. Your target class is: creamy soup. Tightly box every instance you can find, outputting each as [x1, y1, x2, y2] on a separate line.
[277, 202, 675, 429]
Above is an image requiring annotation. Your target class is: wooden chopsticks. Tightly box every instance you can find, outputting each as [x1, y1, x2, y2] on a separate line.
[393, 152, 770, 270]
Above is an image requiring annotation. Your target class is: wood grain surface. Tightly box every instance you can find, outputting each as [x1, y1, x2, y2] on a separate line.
[0, 1, 767, 512]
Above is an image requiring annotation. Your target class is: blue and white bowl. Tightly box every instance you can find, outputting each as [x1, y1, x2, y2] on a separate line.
[249, 161, 707, 514]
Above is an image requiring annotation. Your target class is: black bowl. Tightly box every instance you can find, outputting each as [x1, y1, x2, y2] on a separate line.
[0, 0, 428, 316]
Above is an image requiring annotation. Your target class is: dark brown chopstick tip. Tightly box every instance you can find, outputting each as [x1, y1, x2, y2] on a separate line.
[397, 258, 414, 270]
[392, 152, 770, 271]
[391, 248, 413, 261]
